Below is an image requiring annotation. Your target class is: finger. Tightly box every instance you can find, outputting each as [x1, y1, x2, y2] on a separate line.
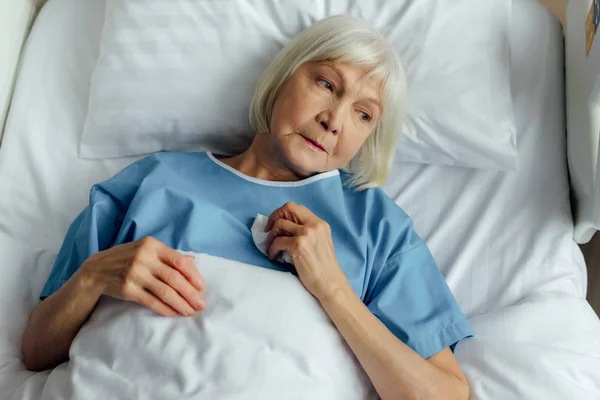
[265, 202, 314, 231]
[153, 262, 205, 311]
[268, 236, 296, 261]
[131, 287, 178, 318]
[267, 218, 303, 250]
[265, 202, 300, 231]
[156, 245, 204, 291]
[145, 276, 197, 317]
[181, 255, 205, 291]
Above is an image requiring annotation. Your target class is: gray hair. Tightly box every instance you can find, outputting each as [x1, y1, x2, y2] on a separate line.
[249, 15, 407, 190]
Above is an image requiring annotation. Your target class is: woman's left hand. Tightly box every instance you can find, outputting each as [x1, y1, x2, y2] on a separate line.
[265, 202, 351, 302]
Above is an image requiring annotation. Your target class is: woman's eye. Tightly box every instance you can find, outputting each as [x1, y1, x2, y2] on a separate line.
[318, 79, 334, 92]
[359, 111, 372, 122]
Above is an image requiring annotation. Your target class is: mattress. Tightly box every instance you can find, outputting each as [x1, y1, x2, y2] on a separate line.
[0, 0, 598, 399]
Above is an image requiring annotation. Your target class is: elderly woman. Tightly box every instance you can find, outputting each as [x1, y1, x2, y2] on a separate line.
[21, 15, 472, 400]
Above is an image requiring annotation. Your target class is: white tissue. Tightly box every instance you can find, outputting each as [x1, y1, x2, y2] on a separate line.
[251, 214, 294, 265]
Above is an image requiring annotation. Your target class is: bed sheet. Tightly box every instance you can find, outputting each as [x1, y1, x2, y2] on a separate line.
[0, 0, 598, 398]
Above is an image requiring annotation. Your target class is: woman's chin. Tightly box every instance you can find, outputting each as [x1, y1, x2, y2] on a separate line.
[283, 148, 328, 177]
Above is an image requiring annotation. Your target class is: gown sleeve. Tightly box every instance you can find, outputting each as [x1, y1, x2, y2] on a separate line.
[39, 155, 161, 300]
[365, 241, 473, 359]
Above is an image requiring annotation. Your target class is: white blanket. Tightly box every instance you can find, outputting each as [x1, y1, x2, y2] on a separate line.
[2, 240, 600, 399]
[39, 253, 377, 400]
[33, 253, 600, 400]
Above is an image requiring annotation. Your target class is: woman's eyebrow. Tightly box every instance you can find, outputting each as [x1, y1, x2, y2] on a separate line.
[361, 97, 382, 114]
[318, 62, 382, 113]
[318, 62, 345, 83]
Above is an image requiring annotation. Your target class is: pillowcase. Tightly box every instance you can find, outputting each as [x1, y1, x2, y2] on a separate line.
[41, 253, 378, 399]
[80, 0, 516, 170]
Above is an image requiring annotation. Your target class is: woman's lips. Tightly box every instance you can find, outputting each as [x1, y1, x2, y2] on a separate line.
[302, 136, 326, 152]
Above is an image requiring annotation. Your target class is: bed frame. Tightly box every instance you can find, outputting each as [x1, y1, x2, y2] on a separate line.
[0, 0, 598, 248]
[565, 0, 600, 244]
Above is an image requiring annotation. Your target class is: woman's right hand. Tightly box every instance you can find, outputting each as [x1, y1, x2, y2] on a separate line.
[80, 236, 206, 317]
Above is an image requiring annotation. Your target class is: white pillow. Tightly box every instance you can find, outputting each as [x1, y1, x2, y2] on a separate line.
[40, 253, 378, 400]
[81, 0, 516, 170]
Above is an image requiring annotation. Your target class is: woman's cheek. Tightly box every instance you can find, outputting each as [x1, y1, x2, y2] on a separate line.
[352, 134, 372, 160]
[334, 139, 354, 162]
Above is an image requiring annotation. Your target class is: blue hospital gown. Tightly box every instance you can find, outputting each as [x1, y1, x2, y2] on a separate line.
[41, 151, 473, 359]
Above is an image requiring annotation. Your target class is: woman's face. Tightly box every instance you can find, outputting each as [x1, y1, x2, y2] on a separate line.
[268, 61, 383, 176]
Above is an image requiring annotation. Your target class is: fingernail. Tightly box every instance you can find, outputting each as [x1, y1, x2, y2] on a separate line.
[196, 298, 205, 309]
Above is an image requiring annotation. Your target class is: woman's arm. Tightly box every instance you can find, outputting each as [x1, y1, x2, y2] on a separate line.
[22, 237, 205, 371]
[265, 202, 469, 400]
[320, 286, 468, 400]
[21, 267, 102, 371]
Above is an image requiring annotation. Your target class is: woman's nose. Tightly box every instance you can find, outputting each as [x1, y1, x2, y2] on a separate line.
[318, 108, 342, 135]
[320, 120, 338, 134]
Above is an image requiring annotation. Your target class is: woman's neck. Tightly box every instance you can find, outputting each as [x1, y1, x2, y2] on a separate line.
[219, 133, 303, 182]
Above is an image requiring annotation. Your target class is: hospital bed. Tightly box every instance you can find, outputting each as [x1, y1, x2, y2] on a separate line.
[0, 0, 599, 399]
